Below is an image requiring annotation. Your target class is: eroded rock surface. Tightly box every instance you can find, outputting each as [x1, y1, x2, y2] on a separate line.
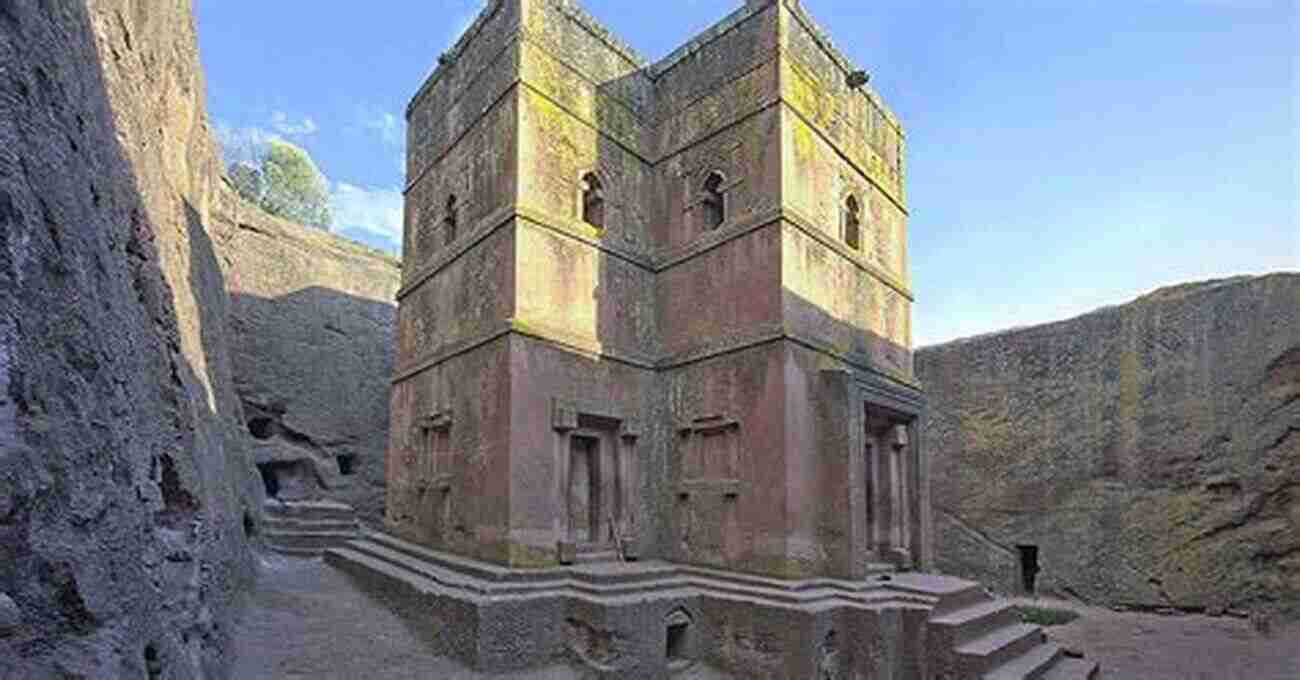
[918, 273, 1300, 617]
[0, 0, 261, 676]
[212, 197, 399, 525]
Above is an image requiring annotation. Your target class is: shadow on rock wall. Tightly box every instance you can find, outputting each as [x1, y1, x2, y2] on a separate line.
[230, 287, 395, 526]
[0, 2, 261, 677]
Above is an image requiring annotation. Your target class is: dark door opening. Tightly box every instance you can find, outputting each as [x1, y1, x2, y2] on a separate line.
[664, 609, 693, 668]
[1018, 544, 1040, 594]
[666, 622, 688, 662]
[256, 462, 280, 497]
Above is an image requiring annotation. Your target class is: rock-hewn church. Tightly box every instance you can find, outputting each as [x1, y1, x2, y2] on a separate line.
[327, 2, 1098, 677]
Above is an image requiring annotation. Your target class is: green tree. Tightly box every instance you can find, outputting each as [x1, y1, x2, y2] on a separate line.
[228, 139, 332, 229]
[228, 160, 264, 205]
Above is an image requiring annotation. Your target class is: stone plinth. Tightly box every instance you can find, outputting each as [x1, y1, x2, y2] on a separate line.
[326, 533, 1099, 679]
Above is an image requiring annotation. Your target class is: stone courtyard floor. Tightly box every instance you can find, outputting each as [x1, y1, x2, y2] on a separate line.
[230, 555, 1297, 679]
[1008, 596, 1299, 680]
[229, 554, 731, 680]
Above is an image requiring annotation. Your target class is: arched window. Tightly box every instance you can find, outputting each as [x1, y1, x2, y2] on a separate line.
[581, 172, 605, 228]
[701, 172, 725, 229]
[444, 195, 458, 246]
[842, 195, 861, 250]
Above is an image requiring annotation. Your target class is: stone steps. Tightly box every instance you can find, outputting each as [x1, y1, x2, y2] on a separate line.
[262, 516, 359, 533]
[261, 500, 359, 556]
[325, 532, 1103, 678]
[956, 623, 1047, 677]
[330, 534, 938, 610]
[358, 531, 923, 606]
[263, 499, 356, 521]
[983, 641, 1062, 680]
[267, 545, 326, 558]
[1038, 656, 1100, 680]
[265, 529, 360, 551]
[909, 578, 989, 616]
[926, 589, 1101, 680]
[930, 598, 1022, 644]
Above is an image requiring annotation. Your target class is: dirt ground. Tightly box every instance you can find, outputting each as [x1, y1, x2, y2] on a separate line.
[1009, 596, 1300, 680]
[230, 556, 1297, 679]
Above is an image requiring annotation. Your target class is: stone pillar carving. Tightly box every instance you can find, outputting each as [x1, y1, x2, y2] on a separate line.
[552, 399, 578, 562]
[414, 409, 454, 541]
[875, 432, 893, 559]
[890, 423, 910, 564]
[865, 437, 881, 562]
[618, 418, 642, 559]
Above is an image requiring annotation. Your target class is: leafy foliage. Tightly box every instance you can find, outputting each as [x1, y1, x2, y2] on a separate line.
[1015, 605, 1081, 627]
[228, 139, 332, 229]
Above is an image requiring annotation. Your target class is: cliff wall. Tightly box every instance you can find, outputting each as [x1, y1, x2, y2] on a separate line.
[917, 273, 1299, 616]
[212, 195, 399, 525]
[0, 0, 262, 676]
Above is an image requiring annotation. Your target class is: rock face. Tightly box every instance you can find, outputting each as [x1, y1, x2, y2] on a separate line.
[212, 197, 399, 526]
[0, 1, 262, 676]
[917, 273, 1300, 617]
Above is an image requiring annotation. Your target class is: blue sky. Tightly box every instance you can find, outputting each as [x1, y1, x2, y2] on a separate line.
[196, 0, 1297, 346]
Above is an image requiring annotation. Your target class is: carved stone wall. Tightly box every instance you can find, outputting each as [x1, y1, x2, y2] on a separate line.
[388, 0, 924, 578]
[211, 199, 399, 525]
[918, 274, 1300, 616]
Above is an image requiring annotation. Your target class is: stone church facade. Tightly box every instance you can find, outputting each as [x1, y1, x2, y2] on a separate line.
[328, 2, 1100, 677]
[387, 0, 924, 580]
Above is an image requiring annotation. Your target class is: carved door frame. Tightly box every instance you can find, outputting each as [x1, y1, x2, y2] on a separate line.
[551, 398, 641, 562]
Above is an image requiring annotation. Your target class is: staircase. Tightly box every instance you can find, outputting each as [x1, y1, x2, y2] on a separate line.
[924, 581, 1100, 679]
[261, 499, 360, 557]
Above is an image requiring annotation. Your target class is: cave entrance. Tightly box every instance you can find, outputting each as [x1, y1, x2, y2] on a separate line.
[337, 453, 356, 476]
[1018, 544, 1040, 594]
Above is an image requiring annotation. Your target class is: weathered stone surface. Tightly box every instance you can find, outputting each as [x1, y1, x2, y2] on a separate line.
[391, 0, 925, 580]
[918, 273, 1300, 617]
[212, 196, 400, 525]
[0, 592, 20, 632]
[0, 0, 261, 676]
[335, 3, 1105, 678]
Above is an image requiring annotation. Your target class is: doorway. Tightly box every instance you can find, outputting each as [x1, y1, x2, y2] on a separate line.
[1018, 544, 1040, 594]
[568, 436, 601, 543]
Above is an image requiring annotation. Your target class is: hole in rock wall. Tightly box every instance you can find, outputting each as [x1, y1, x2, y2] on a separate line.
[843, 195, 861, 250]
[702, 171, 725, 229]
[156, 454, 199, 528]
[144, 643, 162, 679]
[1018, 544, 1040, 594]
[256, 462, 281, 497]
[247, 416, 275, 440]
[243, 510, 257, 538]
[818, 630, 840, 679]
[337, 454, 357, 476]
[581, 172, 605, 228]
[667, 623, 688, 661]
[665, 609, 693, 667]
